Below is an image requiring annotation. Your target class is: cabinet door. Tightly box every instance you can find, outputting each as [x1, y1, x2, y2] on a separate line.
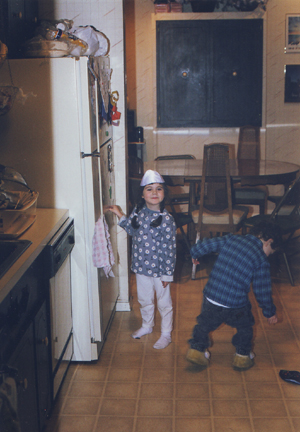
[157, 20, 211, 127]
[8, 323, 39, 432]
[35, 300, 52, 431]
[156, 19, 263, 128]
[211, 19, 263, 127]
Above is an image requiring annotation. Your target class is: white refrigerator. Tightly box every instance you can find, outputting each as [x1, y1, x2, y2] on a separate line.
[0, 56, 119, 361]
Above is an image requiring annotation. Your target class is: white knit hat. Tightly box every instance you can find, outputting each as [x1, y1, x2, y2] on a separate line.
[140, 170, 165, 187]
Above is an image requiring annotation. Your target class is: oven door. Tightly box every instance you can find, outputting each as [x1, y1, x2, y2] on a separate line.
[47, 218, 74, 399]
[49, 255, 73, 399]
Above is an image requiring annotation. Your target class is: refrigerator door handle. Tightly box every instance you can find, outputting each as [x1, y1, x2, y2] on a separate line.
[81, 150, 100, 158]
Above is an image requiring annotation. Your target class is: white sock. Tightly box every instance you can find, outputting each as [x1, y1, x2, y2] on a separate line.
[153, 333, 171, 349]
[131, 327, 152, 339]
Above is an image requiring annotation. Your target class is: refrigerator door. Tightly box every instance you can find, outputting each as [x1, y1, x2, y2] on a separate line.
[93, 57, 119, 345]
[79, 57, 119, 355]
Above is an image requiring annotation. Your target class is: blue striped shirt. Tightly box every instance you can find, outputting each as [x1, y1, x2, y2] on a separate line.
[191, 234, 276, 318]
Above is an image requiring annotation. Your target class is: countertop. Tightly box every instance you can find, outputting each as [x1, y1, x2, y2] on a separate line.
[0, 208, 69, 303]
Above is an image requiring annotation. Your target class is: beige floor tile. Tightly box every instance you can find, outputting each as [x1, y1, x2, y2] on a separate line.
[272, 352, 300, 369]
[141, 367, 174, 382]
[74, 366, 108, 382]
[213, 418, 252, 432]
[103, 382, 139, 398]
[137, 398, 173, 416]
[175, 383, 209, 399]
[114, 341, 145, 353]
[243, 367, 278, 382]
[249, 399, 288, 417]
[175, 399, 210, 417]
[269, 341, 300, 354]
[251, 354, 273, 368]
[140, 383, 174, 399]
[143, 354, 175, 368]
[246, 382, 282, 399]
[111, 352, 143, 368]
[209, 368, 243, 383]
[99, 399, 136, 416]
[211, 383, 246, 399]
[135, 417, 173, 432]
[95, 417, 134, 432]
[281, 383, 300, 399]
[62, 397, 100, 415]
[107, 367, 141, 382]
[212, 399, 249, 417]
[68, 381, 104, 398]
[253, 418, 294, 432]
[292, 418, 300, 431]
[285, 399, 300, 416]
[175, 417, 212, 432]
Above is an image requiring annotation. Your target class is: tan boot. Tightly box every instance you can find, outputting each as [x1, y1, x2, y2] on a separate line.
[186, 349, 210, 367]
[232, 353, 254, 371]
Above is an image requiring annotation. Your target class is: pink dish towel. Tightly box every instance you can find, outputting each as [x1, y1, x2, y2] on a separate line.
[92, 215, 115, 278]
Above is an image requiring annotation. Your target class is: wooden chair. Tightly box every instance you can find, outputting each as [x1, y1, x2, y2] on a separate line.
[155, 155, 196, 252]
[233, 125, 268, 215]
[191, 144, 249, 279]
[237, 125, 261, 160]
[243, 176, 300, 286]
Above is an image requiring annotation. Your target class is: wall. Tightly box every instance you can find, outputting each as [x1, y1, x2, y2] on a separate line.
[38, 0, 130, 310]
[125, 0, 300, 177]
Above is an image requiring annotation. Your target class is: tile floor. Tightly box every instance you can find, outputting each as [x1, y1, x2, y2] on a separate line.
[46, 237, 300, 432]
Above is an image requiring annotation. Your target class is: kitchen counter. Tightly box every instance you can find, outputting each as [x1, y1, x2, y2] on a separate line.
[0, 208, 69, 303]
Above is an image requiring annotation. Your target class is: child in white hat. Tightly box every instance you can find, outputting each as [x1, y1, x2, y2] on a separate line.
[108, 170, 176, 349]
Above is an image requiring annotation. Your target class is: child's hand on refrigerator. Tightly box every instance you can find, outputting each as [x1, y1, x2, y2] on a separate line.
[105, 205, 124, 219]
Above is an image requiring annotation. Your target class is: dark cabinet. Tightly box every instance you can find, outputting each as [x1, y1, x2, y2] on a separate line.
[156, 19, 263, 128]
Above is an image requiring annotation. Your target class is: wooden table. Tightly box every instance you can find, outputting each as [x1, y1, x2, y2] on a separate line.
[148, 159, 300, 209]
[151, 159, 299, 185]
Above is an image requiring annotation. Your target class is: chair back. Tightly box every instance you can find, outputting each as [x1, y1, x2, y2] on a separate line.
[237, 125, 260, 160]
[201, 144, 232, 213]
[196, 143, 234, 232]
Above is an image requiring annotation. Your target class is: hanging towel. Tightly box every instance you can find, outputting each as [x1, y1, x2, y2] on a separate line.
[92, 215, 115, 278]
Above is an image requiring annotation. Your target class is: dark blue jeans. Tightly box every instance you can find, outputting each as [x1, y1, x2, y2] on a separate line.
[189, 297, 255, 356]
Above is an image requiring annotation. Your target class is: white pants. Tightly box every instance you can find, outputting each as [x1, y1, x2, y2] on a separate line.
[136, 274, 173, 333]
